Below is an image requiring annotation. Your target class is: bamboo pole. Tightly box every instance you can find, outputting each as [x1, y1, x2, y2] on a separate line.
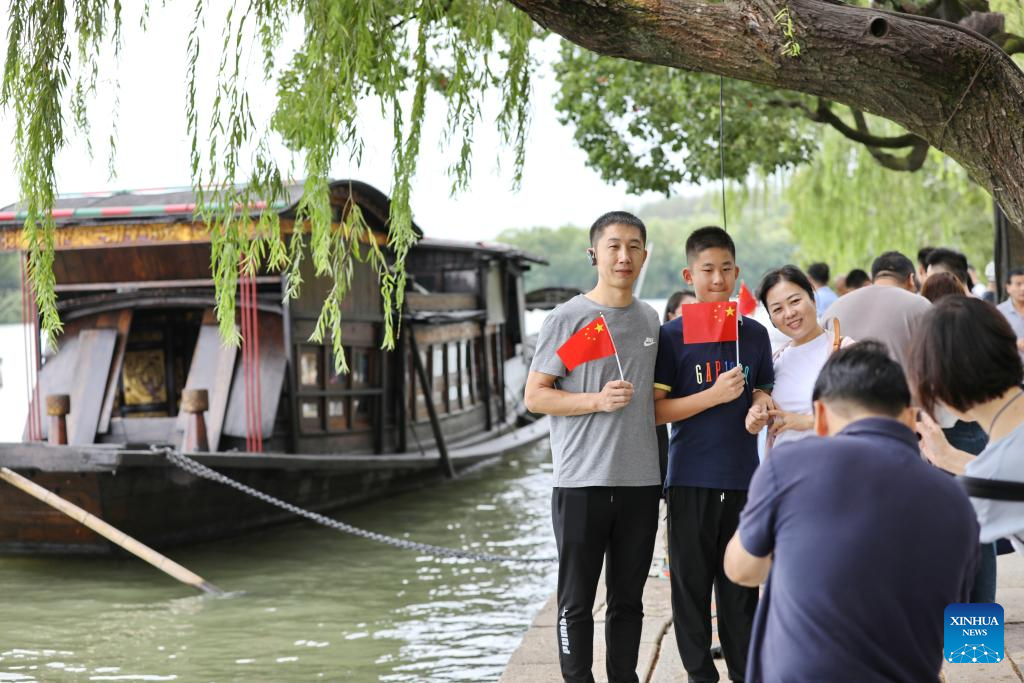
[0, 467, 222, 595]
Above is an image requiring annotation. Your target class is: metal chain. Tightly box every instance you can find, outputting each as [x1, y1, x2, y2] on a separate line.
[160, 448, 555, 564]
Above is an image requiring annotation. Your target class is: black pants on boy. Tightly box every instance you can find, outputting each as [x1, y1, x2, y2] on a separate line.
[552, 485, 661, 683]
[668, 486, 758, 682]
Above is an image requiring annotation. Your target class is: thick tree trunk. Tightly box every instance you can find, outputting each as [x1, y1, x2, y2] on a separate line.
[510, 0, 1024, 225]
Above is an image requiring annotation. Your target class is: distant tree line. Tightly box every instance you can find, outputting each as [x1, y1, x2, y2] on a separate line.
[498, 192, 794, 299]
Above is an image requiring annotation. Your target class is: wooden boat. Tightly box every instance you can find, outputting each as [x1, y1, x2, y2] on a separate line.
[0, 180, 548, 554]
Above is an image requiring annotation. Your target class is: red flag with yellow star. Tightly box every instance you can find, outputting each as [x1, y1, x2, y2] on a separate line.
[557, 315, 617, 372]
[682, 301, 738, 344]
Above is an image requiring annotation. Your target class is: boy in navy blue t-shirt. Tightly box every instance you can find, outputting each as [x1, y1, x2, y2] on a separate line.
[654, 226, 773, 682]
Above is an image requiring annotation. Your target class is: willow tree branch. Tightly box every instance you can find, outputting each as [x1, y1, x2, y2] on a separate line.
[816, 100, 923, 149]
[508, 0, 1024, 225]
[860, 133, 931, 172]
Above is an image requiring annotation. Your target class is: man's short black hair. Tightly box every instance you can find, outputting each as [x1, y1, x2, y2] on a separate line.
[846, 268, 870, 289]
[870, 251, 915, 281]
[812, 340, 911, 418]
[806, 262, 830, 286]
[1006, 266, 1024, 283]
[685, 226, 735, 264]
[925, 247, 970, 288]
[589, 211, 647, 246]
[917, 246, 935, 268]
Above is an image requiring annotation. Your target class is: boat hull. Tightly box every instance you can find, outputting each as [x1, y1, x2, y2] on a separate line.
[0, 417, 549, 555]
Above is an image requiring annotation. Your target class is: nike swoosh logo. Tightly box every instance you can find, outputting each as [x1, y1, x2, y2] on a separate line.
[644, 338, 655, 347]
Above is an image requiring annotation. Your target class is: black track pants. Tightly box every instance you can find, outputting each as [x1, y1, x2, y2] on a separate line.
[667, 486, 758, 682]
[551, 486, 661, 683]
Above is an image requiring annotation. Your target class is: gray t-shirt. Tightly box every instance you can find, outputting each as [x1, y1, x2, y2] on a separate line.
[966, 418, 1024, 554]
[530, 294, 661, 487]
[821, 284, 931, 369]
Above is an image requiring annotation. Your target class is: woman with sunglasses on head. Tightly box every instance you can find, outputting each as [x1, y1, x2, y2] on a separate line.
[745, 265, 853, 448]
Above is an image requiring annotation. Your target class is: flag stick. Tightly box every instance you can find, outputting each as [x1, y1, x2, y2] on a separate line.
[735, 307, 741, 368]
[600, 313, 625, 382]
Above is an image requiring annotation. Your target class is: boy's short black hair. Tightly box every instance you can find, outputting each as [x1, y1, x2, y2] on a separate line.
[685, 226, 735, 264]
[925, 247, 970, 288]
[806, 262, 830, 286]
[845, 268, 870, 289]
[908, 297, 1023, 414]
[870, 251, 915, 281]
[589, 211, 647, 246]
[812, 340, 911, 418]
[1006, 266, 1024, 283]
[917, 246, 935, 269]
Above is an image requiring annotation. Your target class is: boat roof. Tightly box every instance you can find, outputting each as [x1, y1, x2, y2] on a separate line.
[415, 237, 547, 264]
[0, 179, 418, 236]
[0, 180, 546, 263]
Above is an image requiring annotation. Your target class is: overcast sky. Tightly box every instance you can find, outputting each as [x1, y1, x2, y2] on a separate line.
[0, 6, 672, 240]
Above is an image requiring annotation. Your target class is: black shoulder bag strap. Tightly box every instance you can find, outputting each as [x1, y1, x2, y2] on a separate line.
[958, 475, 1024, 501]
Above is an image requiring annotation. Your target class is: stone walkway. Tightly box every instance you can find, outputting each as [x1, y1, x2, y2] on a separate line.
[501, 511, 1024, 682]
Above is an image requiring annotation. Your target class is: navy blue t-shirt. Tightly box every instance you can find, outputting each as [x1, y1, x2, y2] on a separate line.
[654, 314, 773, 490]
[739, 418, 979, 683]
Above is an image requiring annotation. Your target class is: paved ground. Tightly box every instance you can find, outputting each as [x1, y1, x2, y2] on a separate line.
[501, 507, 1024, 682]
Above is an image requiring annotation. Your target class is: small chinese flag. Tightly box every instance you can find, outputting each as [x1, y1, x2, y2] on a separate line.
[682, 301, 738, 344]
[557, 315, 617, 372]
[738, 281, 757, 316]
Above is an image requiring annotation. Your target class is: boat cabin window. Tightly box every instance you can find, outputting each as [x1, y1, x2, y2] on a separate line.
[296, 343, 380, 434]
[116, 309, 203, 417]
[409, 337, 480, 422]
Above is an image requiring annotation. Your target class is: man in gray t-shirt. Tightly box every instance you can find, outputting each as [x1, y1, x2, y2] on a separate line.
[822, 251, 930, 369]
[525, 211, 660, 682]
[531, 293, 661, 487]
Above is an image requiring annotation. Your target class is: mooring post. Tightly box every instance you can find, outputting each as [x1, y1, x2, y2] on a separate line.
[45, 394, 70, 446]
[181, 389, 210, 452]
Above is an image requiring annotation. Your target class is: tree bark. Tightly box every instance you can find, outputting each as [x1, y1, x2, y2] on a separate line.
[509, 0, 1024, 225]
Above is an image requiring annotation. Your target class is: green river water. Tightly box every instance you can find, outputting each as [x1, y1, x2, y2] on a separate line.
[0, 440, 557, 682]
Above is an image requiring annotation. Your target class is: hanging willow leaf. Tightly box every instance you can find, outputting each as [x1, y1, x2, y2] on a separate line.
[3, 0, 535, 373]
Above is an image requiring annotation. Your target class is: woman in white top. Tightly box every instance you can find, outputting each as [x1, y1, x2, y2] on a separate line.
[745, 265, 851, 447]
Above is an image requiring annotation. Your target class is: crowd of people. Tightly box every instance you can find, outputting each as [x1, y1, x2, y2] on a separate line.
[523, 211, 1024, 683]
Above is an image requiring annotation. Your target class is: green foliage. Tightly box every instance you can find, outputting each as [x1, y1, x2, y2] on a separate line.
[496, 225, 595, 293]
[552, 42, 817, 194]
[773, 6, 801, 58]
[3, 0, 535, 372]
[786, 123, 993, 274]
[992, 0, 1024, 67]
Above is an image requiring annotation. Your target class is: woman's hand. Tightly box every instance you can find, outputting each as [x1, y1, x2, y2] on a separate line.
[768, 409, 814, 435]
[916, 410, 975, 475]
[745, 404, 770, 434]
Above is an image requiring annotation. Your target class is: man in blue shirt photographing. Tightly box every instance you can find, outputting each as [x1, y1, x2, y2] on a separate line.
[724, 341, 979, 682]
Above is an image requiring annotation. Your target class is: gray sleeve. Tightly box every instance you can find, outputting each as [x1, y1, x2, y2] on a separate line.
[530, 309, 568, 378]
